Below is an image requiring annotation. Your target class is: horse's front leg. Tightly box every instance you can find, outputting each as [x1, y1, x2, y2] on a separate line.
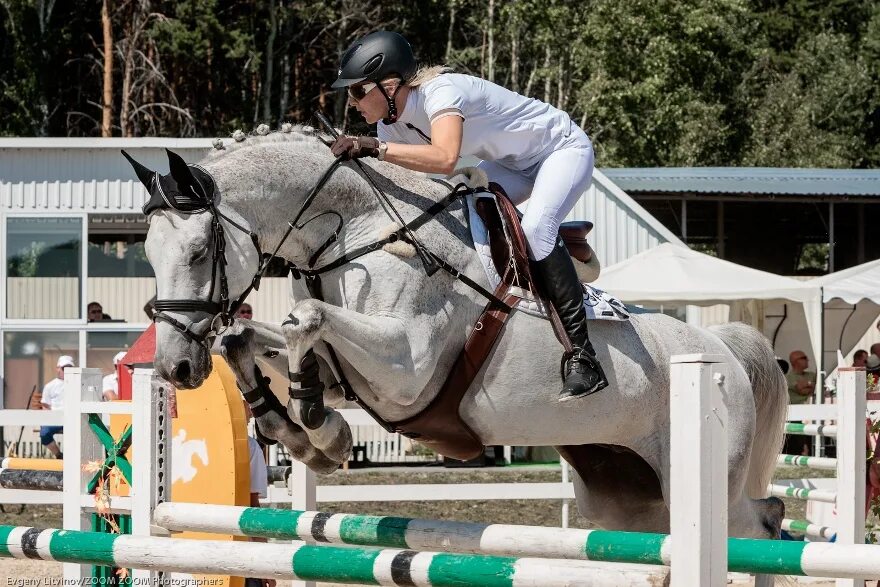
[281, 297, 420, 466]
[220, 323, 340, 474]
[282, 300, 355, 467]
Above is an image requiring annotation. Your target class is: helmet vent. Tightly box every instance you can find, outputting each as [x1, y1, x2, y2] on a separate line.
[363, 55, 383, 76]
[340, 44, 361, 68]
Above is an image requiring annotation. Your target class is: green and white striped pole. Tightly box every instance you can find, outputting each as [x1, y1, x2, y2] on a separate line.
[767, 484, 837, 504]
[776, 454, 838, 470]
[784, 423, 837, 437]
[0, 525, 669, 586]
[782, 519, 836, 541]
[151, 503, 880, 579]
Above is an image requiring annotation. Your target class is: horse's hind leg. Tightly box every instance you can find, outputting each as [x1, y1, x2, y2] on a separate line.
[654, 403, 786, 540]
[220, 324, 340, 474]
[729, 495, 785, 539]
[558, 444, 669, 532]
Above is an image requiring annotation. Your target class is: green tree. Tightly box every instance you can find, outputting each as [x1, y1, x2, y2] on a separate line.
[741, 32, 872, 167]
[570, 0, 754, 166]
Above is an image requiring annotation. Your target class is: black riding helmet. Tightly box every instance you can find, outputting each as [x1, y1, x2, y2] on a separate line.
[332, 31, 417, 124]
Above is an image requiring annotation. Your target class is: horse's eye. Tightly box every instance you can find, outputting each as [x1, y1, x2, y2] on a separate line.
[190, 246, 210, 264]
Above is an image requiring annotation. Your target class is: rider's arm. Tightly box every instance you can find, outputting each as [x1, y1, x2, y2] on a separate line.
[383, 115, 463, 176]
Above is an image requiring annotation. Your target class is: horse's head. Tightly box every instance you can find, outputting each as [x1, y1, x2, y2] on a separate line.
[124, 148, 261, 388]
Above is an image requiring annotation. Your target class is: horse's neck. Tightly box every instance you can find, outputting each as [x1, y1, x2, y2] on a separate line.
[218, 151, 488, 324]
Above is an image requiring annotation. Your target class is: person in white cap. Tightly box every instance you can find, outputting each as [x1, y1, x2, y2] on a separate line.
[39, 355, 75, 459]
[102, 351, 128, 401]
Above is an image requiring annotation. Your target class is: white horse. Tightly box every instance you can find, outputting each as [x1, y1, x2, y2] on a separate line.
[128, 129, 787, 538]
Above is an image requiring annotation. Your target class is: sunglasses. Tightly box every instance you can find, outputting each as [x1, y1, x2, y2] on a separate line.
[348, 82, 377, 101]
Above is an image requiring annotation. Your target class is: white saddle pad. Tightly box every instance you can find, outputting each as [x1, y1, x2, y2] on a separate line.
[466, 194, 629, 321]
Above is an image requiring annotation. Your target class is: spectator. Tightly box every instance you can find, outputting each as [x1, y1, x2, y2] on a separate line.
[786, 350, 816, 404]
[235, 303, 253, 319]
[853, 349, 869, 368]
[242, 401, 275, 587]
[785, 350, 816, 456]
[102, 351, 127, 401]
[866, 356, 880, 396]
[870, 342, 880, 361]
[87, 301, 112, 322]
[867, 354, 880, 375]
[40, 355, 74, 459]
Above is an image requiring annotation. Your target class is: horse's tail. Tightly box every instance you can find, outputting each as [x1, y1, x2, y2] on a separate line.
[710, 322, 787, 499]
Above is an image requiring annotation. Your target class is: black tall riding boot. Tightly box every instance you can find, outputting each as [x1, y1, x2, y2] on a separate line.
[532, 239, 609, 401]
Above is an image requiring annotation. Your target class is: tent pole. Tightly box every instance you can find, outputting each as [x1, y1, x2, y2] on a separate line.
[828, 202, 835, 272]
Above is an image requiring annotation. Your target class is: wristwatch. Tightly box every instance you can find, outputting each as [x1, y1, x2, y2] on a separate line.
[377, 141, 388, 161]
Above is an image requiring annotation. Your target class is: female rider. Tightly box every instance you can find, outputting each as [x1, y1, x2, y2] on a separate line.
[329, 31, 606, 402]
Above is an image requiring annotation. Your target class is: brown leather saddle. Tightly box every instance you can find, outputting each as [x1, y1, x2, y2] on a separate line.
[391, 183, 592, 460]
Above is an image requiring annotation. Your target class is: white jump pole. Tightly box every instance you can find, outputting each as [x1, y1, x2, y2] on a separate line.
[835, 367, 867, 587]
[131, 368, 172, 583]
[670, 354, 728, 587]
[61, 367, 104, 583]
[289, 458, 317, 587]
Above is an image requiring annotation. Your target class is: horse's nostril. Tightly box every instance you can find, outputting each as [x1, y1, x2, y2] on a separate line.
[172, 360, 191, 383]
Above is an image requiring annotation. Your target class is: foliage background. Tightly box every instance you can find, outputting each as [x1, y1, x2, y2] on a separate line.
[1, 0, 877, 167]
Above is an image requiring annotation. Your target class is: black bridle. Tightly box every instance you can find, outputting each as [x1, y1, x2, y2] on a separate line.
[146, 164, 264, 347]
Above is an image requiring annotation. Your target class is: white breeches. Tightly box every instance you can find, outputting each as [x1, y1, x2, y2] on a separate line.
[477, 129, 594, 261]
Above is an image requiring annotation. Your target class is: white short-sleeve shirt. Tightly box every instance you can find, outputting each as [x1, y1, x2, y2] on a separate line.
[102, 373, 118, 399]
[41, 378, 65, 410]
[247, 436, 268, 499]
[378, 73, 575, 173]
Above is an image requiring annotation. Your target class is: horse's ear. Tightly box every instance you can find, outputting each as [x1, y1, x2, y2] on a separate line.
[166, 148, 194, 185]
[121, 150, 155, 189]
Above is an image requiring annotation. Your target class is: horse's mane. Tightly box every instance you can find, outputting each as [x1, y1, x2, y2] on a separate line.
[198, 123, 453, 228]
[203, 124, 329, 162]
[203, 123, 446, 198]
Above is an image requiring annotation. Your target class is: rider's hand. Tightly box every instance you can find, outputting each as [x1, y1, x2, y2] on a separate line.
[331, 135, 381, 160]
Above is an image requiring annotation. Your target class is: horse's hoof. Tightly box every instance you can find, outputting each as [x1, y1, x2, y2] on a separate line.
[321, 430, 352, 465]
[304, 451, 343, 475]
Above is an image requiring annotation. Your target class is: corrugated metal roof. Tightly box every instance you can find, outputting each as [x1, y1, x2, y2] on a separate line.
[0, 139, 213, 214]
[600, 167, 880, 197]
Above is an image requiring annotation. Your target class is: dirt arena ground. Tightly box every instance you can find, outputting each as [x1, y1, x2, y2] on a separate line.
[0, 466, 855, 585]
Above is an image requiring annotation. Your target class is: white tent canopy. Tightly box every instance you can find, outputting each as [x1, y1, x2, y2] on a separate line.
[812, 257, 880, 304]
[594, 243, 824, 364]
[810, 258, 880, 372]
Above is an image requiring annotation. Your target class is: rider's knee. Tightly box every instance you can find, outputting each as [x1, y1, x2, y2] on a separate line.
[520, 213, 558, 261]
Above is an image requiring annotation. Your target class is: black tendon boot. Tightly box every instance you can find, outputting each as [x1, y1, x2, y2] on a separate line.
[533, 239, 609, 401]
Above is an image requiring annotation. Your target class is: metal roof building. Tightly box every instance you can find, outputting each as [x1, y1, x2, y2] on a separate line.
[601, 167, 880, 274]
[602, 167, 880, 198]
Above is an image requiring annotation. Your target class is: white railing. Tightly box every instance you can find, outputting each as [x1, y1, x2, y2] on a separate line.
[684, 365, 870, 587]
[0, 409, 63, 426]
[0, 409, 64, 504]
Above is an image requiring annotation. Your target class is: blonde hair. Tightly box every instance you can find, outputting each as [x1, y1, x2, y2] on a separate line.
[406, 65, 454, 87]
